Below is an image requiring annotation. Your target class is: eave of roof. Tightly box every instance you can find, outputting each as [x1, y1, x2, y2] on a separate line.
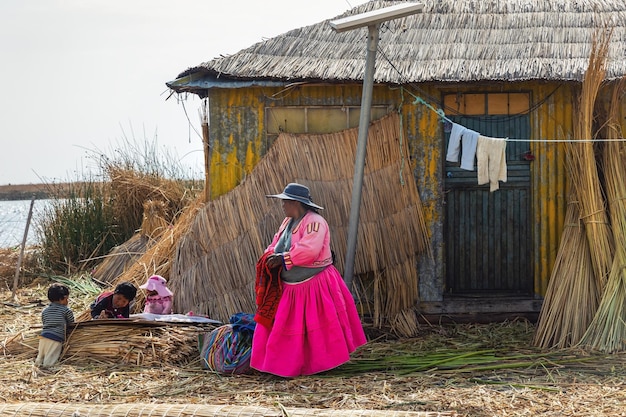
[167, 0, 626, 95]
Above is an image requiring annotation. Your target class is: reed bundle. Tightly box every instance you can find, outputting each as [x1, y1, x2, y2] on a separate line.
[91, 234, 152, 285]
[106, 167, 193, 239]
[169, 113, 430, 335]
[533, 198, 599, 348]
[4, 321, 214, 366]
[91, 200, 170, 285]
[579, 80, 626, 352]
[0, 403, 455, 417]
[567, 32, 614, 292]
[76, 197, 205, 321]
[533, 34, 614, 349]
[140, 199, 170, 239]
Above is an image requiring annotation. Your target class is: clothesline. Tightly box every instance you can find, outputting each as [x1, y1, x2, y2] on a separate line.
[490, 138, 626, 142]
[410, 93, 626, 143]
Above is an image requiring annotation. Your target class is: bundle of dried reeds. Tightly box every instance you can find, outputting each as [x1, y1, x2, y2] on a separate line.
[533, 198, 599, 348]
[567, 32, 614, 292]
[168, 113, 430, 335]
[107, 167, 193, 239]
[74, 197, 206, 322]
[140, 199, 170, 239]
[4, 321, 214, 366]
[579, 80, 626, 352]
[91, 234, 152, 285]
[0, 402, 456, 417]
[534, 34, 614, 349]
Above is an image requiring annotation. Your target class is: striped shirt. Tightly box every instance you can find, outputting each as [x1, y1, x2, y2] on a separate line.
[40, 302, 75, 342]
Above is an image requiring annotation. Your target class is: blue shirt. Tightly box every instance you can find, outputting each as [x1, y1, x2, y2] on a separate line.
[41, 302, 74, 342]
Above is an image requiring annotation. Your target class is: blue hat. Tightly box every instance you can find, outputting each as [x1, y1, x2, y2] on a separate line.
[266, 183, 324, 210]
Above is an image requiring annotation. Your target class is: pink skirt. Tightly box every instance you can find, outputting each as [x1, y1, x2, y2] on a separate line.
[251, 265, 367, 377]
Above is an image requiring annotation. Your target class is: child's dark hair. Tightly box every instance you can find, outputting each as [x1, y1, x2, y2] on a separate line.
[48, 283, 70, 302]
[114, 281, 137, 301]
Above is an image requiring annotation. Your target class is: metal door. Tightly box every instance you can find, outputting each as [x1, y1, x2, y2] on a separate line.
[444, 114, 533, 295]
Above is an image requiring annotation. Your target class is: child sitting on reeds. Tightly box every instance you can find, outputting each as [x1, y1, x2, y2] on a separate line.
[36, 283, 75, 368]
[90, 282, 137, 319]
[139, 275, 173, 315]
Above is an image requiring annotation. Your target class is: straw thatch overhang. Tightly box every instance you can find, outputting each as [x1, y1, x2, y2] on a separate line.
[166, 72, 287, 96]
[167, 0, 626, 95]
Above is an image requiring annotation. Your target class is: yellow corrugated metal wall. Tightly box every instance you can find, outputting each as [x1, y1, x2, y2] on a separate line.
[207, 81, 574, 298]
[529, 83, 571, 295]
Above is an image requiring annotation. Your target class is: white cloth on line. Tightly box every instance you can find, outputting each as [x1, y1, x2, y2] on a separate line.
[446, 123, 466, 163]
[460, 129, 479, 171]
[477, 135, 508, 192]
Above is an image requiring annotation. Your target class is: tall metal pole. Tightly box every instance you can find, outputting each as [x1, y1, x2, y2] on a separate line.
[343, 24, 380, 292]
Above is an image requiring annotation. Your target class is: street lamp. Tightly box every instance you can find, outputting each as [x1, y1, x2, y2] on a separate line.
[329, 2, 424, 292]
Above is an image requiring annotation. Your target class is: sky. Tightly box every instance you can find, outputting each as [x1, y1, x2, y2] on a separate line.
[0, 0, 369, 185]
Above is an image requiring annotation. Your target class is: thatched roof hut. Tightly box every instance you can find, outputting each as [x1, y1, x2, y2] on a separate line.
[163, 0, 626, 325]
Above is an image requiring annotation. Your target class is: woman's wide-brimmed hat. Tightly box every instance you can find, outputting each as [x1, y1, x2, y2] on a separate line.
[266, 183, 324, 210]
[139, 275, 173, 297]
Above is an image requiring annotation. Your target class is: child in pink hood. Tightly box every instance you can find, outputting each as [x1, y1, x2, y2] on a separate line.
[139, 275, 173, 315]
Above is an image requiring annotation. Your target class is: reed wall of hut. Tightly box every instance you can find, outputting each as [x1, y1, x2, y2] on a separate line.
[202, 80, 584, 313]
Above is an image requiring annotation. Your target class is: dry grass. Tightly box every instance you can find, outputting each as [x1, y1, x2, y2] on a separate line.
[579, 80, 626, 352]
[568, 31, 614, 293]
[167, 113, 429, 336]
[1, 284, 624, 416]
[532, 198, 599, 349]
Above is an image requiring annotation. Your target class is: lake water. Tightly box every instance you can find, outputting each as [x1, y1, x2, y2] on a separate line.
[0, 199, 54, 248]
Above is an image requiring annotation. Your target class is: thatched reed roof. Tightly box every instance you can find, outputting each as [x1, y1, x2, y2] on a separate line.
[169, 113, 429, 335]
[168, 0, 626, 93]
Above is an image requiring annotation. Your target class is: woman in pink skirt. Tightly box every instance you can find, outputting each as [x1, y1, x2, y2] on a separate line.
[251, 183, 367, 377]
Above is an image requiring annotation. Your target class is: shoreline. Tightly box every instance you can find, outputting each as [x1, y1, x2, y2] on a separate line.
[0, 183, 71, 201]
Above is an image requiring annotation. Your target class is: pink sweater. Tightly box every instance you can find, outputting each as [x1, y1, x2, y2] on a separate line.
[265, 211, 333, 270]
[144, 294, 173, 315]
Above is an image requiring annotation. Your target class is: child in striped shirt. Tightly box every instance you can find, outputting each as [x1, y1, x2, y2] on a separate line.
[35, 283, 75, 368]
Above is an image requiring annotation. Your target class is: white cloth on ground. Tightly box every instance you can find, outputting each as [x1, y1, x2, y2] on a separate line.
[477, 135, 508, 192]
[130, 313, 222, 324]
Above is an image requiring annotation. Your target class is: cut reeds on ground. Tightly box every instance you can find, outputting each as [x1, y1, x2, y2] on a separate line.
[0, 403, 458, 417]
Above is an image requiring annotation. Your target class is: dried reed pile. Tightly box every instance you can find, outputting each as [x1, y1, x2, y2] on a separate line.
[140, 199, 170, 239]
[171, 113, 429, 336]
[107, 167, 193, 239]
[579, 81, 626, 352]
[534, 34, 612, 349]
[75, 198, 205, 321]
[567, 33, 614, 293]
[4, 321, 214, 366]
[90, 235, 151, 285]
[0, 403, 455, 417]
[533, 198, 599, 348]
[91, 200, 170, 285]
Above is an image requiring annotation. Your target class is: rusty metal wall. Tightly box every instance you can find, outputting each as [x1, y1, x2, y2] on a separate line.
[529, 83, 571, 296]
[206, 81, 572, 300]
